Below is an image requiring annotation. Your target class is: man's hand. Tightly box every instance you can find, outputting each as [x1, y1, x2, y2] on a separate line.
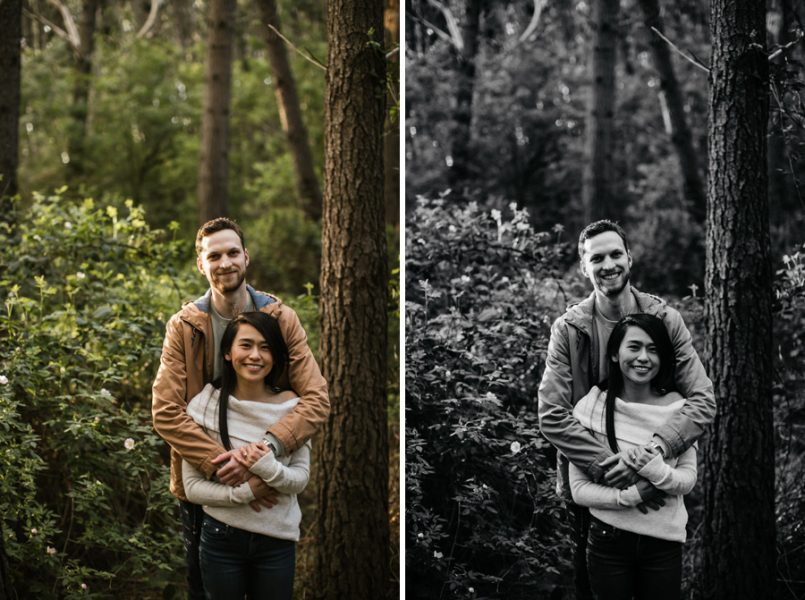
[212, 450, 250, 486]
[599, 452, 640, 489]
[233, 441, 270, 469]
[634, 480, 666, 514]
[247, 477, 278, 513]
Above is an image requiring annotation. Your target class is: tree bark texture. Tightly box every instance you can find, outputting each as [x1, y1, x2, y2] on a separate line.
[66, 0, 100, 178]
[582, 0, 619, 223]
[384, 0, 400, 226]
[0, 0, 22, 202]
[447, 0, 483, 192]
[197, 0, 236, 225]
[255, 0, 323, 221]
[701, 0, 775, 597]
[312, 0, 390, 597]
[637, 0, 706, 223]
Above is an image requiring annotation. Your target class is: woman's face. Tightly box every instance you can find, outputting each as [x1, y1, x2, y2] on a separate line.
[224, 323, 274, 384]
[614, 325, 660, 385]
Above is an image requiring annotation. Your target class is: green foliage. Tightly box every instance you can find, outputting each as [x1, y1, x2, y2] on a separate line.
[405, 197, 574, 598]
[0, 193, 199, 598]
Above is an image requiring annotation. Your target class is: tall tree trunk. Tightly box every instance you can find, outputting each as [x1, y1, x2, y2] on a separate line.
[67, 0, 100, 178]
[384, 0, 400, 226]
[0, 0, 22, 205]
[197, 0, 236, 224]
[312, 0, 389, 597]
[447, 0, 482, 193]
[701, 0, 775, 597]
[255, 0, 323, 221]
[767, 0, 796, 245]
[582, 0, 619, 223]
[638, 0, 706, 223]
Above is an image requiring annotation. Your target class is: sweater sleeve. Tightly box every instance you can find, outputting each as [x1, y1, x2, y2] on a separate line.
[249, 443, 311, 495]
[569, 462, 643, 508]
[182, 459, 256, 506]
[636, 446, 697, 495]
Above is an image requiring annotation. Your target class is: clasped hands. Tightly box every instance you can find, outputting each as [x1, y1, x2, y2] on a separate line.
[212, 441, 276, 513]
[598, 443, 665, 514]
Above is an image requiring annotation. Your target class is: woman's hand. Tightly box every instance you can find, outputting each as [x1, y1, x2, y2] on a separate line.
[234, 441, 270, 469]
[626, 445, 659, 470]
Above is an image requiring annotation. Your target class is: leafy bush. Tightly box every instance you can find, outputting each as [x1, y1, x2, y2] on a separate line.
[0, 192, 201, 598]
[405, 196, 576, 598]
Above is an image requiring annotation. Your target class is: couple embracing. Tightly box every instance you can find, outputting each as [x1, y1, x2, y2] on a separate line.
[538, 220, 716, 600]
[152, 218, 329, 599]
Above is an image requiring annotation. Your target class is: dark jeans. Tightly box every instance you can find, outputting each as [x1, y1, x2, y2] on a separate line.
[199, 513, 296, 600]
[587, 516, 682, 600]
[180, 500, 206, 600]
[568, 503, 595, 600]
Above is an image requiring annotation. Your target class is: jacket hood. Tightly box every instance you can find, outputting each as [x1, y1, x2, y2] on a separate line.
[179, 285, 281, 330]
[563, 287, 668, 337]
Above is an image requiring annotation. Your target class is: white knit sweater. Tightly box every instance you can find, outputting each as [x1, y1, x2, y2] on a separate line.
[181, 384, 310, 541]
[569, 386, 697, 542]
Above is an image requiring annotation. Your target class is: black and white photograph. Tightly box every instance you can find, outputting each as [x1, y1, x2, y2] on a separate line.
[405, 0, 805, 598]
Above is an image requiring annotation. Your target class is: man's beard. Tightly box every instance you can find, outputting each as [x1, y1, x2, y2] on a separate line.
[212, 269, 245, 293]
[600, 270, 630, 296]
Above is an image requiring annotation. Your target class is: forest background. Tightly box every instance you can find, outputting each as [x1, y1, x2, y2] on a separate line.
[405, 0, 805, 598]
[0, 0, 400, 598]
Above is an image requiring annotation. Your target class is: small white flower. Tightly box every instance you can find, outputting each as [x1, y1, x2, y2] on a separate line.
[510, 441, 522, 455]
[124, 438, 135, 451]
[30, 528, 38, 535]
[100, 388, 113, 399]
[469, 588, 475, 594]
[434, 551, 443, 559]
[64, 221, 72, 229]
[0, 375, 7, 385]
[46, 546, 57, 555]
[76, 272, 86, 280]
[81, 583, 88, 590]
[460, 275, 470, 284]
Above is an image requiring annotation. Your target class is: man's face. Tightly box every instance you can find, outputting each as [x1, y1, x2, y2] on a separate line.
[580, 231, 632, 297]
[196, 229, 250, 294]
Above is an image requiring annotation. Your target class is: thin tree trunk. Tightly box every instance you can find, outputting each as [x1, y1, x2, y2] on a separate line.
[171, 0, 195, 50]
[701, 0, 775, 597]
[384, 0, 400, 226]
[638, 0, 706, 223]
[67, 0, 100, 178]
[312, 0, 389, 596]
[0, 0, 22, 205]
[447, 0, 482, 193]
[197, 0, 236, 224]
[255, 0, 323, 221]
[582, 0, 619, 222]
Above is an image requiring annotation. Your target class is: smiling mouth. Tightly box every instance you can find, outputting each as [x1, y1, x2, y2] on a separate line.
[601, 272, 621, 281]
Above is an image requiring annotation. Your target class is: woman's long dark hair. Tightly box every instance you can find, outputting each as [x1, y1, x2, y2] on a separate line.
[600, 313, 676, 452]
[216, 311, 290, 450]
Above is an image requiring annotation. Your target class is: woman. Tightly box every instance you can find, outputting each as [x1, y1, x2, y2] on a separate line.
[569, 313, 697, 600]
[182, 311, 309, 600]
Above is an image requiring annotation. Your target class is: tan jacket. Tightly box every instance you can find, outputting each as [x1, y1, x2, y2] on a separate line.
[152, 286, 329, 501]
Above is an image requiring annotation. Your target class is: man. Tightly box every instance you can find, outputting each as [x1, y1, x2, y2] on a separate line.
[538, 219, 714, 599]
[152, 217, 329, 598]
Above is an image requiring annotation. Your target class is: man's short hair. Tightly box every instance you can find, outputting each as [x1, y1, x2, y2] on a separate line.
[577, 219, 629, 260]
[195, 217, 246, 255]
